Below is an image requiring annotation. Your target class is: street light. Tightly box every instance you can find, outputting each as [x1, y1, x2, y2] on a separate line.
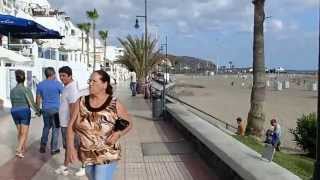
[313, 15, 320, 180]
[160, 36, 168, 119]
[134, 19, 140, 29]
[134, 0, 148, 98]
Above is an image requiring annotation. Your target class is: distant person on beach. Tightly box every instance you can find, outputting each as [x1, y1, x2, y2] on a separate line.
[236, 117, 245, 136]
[10, 70, 40, 158]
[129, 69, 137, 96]
[270, 118, 281, 151]
[66, 70, 132, 180]
[36, 67, 63, 155]
[54, 66, 85, 176]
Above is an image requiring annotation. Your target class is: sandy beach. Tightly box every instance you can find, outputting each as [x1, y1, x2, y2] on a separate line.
[174, 74, 317, 149]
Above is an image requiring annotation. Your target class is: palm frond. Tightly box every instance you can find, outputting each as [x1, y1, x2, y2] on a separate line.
[117, 34, 161, 81]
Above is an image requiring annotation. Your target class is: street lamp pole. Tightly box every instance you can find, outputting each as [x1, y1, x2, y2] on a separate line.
[135, 0, 148, 98]
[313, 14, 320, 180]
[144, 0, 147, 90]
[161, 36, 168, 119]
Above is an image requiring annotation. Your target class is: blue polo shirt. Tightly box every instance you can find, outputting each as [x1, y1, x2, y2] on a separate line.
[36, 79, 63, 110]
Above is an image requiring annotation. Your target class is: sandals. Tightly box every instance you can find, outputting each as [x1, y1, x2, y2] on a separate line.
[16, 151, 24, 158]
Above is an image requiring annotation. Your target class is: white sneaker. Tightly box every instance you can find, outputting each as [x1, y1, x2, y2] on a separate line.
[75, 167, 86, 176]
[55, 165, 69, 176]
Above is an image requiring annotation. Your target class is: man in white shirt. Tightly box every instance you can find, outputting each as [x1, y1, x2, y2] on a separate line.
[55, 66, 85, 176]
[129, 69, 137, 96]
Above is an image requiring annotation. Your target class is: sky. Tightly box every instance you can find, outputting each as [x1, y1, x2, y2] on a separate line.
[48, 0, 319, 70]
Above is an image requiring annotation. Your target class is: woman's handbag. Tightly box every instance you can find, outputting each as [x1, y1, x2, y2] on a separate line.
[113, 118, 129, 131]
[94, 95, 130, 131]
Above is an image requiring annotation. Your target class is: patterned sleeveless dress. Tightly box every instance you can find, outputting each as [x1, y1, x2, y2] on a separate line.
[74, 95, 121, 165]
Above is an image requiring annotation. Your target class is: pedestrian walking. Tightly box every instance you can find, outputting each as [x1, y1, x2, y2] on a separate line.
[54, 66, 85, 176]
[10, 70, 40, 158]
[129, 69, 137, 96]
[67, 70, 132, 180]
[36, 67, 63, 155]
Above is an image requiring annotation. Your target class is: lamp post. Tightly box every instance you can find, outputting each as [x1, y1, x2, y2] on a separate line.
[160, 36, 168, 119]
[313, 14, 320, 180]
[135, 0, 148, 98]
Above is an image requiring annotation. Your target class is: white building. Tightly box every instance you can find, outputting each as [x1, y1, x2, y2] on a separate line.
[0, 0, 129, 107]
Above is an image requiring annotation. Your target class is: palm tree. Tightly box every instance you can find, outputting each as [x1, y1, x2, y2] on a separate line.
[117, 35, 162, 92]
[86, 8, 99, 71]
[99, 30, 108, 69]
[77, 23, 86, 62]
[246, 0, 267, 137]
[82, 23, 91, 68]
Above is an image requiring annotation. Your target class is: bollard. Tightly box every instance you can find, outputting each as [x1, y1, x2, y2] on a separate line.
[152, 90, 162, 120]
[283, 81, 290, 89]
[266, 80, 270, 87]
[275, 81, 282, 91]
[312, 83, 318, 91]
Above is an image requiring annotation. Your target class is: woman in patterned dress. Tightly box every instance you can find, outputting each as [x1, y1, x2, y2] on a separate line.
[66, 70, 132, 180]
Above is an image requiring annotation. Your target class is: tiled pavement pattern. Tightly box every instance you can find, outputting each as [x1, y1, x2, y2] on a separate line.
[0, 82, 218, 180]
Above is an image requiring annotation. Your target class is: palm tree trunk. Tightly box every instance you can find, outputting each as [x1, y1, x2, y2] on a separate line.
[93, 22, 96, 71]
[246, 0, 266, 137]
[104, 39, 106, 69]
[81, 32, 84, 62]
[86, 33, 90, 68]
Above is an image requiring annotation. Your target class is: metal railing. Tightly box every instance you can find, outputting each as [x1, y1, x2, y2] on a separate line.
[150, 78, 237, 132]
[166, 93, 238, 132]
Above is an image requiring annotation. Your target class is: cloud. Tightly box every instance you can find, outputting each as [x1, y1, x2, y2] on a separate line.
[177, 21, 189, 33]
[49, 0, 254, 34]
[46, 0, 315, 50]
[269, 19, 284, 32]
[288, 0, 319, 7]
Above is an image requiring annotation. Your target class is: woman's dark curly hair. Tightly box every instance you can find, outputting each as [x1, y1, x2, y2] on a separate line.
[94, 70, 113, 96]
[15, 69, 25, 84]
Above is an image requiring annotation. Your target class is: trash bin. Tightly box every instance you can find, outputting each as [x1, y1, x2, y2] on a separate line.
[152, 90, 162, 120]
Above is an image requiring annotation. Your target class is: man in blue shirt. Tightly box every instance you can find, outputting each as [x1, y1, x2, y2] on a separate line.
[36, 67, 63, 155]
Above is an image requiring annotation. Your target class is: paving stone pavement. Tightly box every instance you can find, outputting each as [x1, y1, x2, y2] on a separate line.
[0, 82, 219, 180]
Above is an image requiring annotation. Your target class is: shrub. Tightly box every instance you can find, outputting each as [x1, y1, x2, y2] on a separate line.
[289, 113, 317, 158]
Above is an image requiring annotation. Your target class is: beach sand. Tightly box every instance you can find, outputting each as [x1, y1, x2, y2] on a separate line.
[175, 74, 317, 149]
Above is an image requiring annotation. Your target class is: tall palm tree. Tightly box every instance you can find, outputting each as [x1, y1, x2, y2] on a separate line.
[82, 23, 91, 68]
[99, 30, 108, 69]
[77, 23, 86, 62]
[86, 9, 99, 71]
[117, 35, 162, 92]
[246, 0, 267, 137]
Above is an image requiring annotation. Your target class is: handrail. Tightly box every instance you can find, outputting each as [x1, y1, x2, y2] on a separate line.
[166, 93, 238, 131]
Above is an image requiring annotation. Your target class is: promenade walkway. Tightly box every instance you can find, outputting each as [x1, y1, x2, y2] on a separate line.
[0, 82, 218, 180]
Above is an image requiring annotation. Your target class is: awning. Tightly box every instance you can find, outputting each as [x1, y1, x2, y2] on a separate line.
[0, 47, 31, 63]
[10, 29, 63, 39]
[0, 14, 63, 39]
